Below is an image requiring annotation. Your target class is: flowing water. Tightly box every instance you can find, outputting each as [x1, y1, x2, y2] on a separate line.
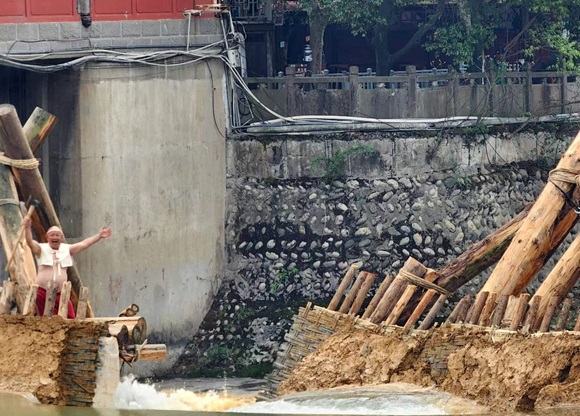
[0, 377, 577, 416]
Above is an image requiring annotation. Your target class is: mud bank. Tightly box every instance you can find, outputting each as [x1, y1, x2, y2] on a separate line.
[0, 315, 108, 405]
[278, 326, 580, 413]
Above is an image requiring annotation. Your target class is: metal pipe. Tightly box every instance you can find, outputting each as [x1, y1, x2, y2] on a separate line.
[77, 0, 92, 27]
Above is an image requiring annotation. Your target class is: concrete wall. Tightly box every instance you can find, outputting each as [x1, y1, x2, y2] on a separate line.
[22, 58, 227, 360]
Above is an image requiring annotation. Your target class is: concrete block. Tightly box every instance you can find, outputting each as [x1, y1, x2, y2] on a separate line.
[0, 41, 12, 54]
[61, 23, 81, 40]
[100, 21, 122, 38]
[81, 22, 102, 39]
[192, 18, 221, 35]
[110, 38, 132, 49]
[89, 38, 113, 49]
[28, 41, 52, 54]
[121, 21, 142, 37]
[0, 24, 17, 42]
[161, 19, 188, 36]
[142, 21, 161, 37]
[38, 23, 60, 41]
[16, 24, 39, 42]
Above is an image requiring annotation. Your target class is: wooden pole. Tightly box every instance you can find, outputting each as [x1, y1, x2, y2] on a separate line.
[328, 264, 359, 311]
[43, 280, 58, 317]
[120, 344, 167, 362]
[539, 296, 559, 333]
[398, 204, 532, 323]
[404, 289, 437, 330]
[510, 293, 530, 331]
[0, 281, 15, 314]
[555, 297, 573, 331]
[478, 292, 499, 326]
[531, 232, 580, 329]
[503, 295, 519, 327]
[492, 294, 509, 328]
[447, 295, 471, 324]
[385, 284, 417, 326]
[58, 282, 72, 319]
[348, 273, 377, 316]
[22, 284, 38, 316]
[482, 132, 580, 296]
[468, 291, 489, 325]
[85, 317, 148, 344]
[0, 105, 92, 317]
[574, 310, 580, 332]
[370, 257, 427, 324]
[76, 287, 90, 319]
[522, 295, 542, 333]
[418, 294, 447, 330]
[339, 271, 368, 314]
[361, 275, 393, 320]
[22, 107, 57, 155]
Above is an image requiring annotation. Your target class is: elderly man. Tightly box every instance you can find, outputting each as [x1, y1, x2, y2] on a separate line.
[22, 217, 112, 318]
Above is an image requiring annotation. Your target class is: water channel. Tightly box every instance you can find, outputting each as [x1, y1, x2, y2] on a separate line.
[0, 377, 577, 416]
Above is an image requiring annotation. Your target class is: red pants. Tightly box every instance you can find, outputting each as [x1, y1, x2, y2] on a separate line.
[36, 287, 76, 319]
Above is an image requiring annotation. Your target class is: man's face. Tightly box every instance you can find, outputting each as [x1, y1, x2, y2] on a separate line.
[46, 230, 63, 250]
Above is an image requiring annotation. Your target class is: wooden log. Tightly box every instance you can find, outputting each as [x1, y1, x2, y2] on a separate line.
[58, 282, 72, 319]
[43, 279, 58, 317]
[531, 231, 580, 329]
[397, 204, 532, 323]
[510, 294, 530, 331]
[404, 289, 437, 330]
[349, 273, 377, 316]
[120, 344, 167, 362]
[370, 257, 427, 324]
[456, 295, 473, 324]
[76, 287, 89, 320]
[23, 107, 57, 155]
[84, 317, 147, 344]
[119, 303, 139, 317]
[328, 264, 359, 311]
[385, 284, 417, 326]
[468, 291, 489, 325]
[555, 297, 573, 331]
[361, 275, 393, 320]
[115, 325, 130, 351]
[522, 295, 542, 334]
[339, 271, 368, 314]
[0, 280, 15, 314]
[22, 284, 38, 316]
[418, 294, 447, 330]
[447, 295, 471, 324]
[478, 292, 499, 326]
[539, 296, 560, 333]
[482, 132, 580, 296]
[502, 295, 519, 327]
[492, 294, 510, 328]
[0, 105, 91, 316]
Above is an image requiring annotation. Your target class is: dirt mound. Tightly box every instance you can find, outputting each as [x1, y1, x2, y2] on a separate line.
[279, 326, 580, 412]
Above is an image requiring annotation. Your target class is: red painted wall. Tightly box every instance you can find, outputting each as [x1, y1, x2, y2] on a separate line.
[0, 0, 215, 23]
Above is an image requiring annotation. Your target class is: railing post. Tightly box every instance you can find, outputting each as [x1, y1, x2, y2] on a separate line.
[561, 62, 568, 114]
[525, 62, 533, 114]
[285, 66, 296, 116]
[406, 65, 417, 118]
[348, 66, 359, 116]
[448, 66, 459, 117]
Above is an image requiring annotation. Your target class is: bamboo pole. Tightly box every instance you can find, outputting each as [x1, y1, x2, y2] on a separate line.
[555, 297, 573, 331]
[339, 271, 368, 314]
[539, 296, 559, 333]
[404, 289, 437, 330]
[492, 294, 509, 328]
[418, 294, 447, 330]
[328, 264, 359, 311]
[349, 273, 377, 316]
[482, 132, 580, 296]
[361, 275, 393, 319]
